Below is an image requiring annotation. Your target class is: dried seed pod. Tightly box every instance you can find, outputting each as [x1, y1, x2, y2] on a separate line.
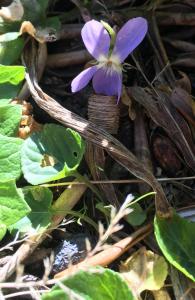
[88, 94, 119, 134]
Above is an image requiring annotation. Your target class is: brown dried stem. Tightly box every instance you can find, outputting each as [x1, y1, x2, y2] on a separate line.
[46, 49, 92, 68]
[57, 24, 82, 40]
[86, 95, 120, 207]
[134, 108, 153, 194]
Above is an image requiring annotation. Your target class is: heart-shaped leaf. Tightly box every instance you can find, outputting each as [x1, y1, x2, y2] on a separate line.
[42, 267, 135, 300]
[0, 223, 7, 240]
[0, 37, 24, 65]
[9, 186, 53, 235]
[0, 32, 20, 42]
[0, 102, 22, 136]
[154, 211, 195, 281]
[0, 99, 12, 105]
[21, 124, 85, 185]
[0, 134, 23, 182]
[0, 65, 25, 85]
[126, 203, 146, 226]
[0, 181, 30, 237]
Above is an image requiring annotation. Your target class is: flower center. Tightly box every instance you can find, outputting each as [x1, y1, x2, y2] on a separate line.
[97, 54, 122, 75]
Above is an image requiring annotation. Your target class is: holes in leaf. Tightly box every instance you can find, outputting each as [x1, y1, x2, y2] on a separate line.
[73, 151, 78, 158]
[40, 154, 58, 168]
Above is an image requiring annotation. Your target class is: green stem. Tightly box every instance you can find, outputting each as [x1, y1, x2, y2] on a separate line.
[101, 20, 116, 54]
[52, 209, 98, 230]
[73, 171, 103, 201]
[128, 192, 156, 207]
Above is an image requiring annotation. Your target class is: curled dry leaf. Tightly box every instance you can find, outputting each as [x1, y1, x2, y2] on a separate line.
[129, 87, 195, 170]
[0, 0, 24, 21]
[19, 21, 36, 39]
[164, 38, 195, 53]
[170, 87, 195, 127]
[120, 247, 168, 296]
[175, 71, 192, 94]
[170, 266, 195, 300]
[19, 21, 57, 43]
[172, 57, 195, 68]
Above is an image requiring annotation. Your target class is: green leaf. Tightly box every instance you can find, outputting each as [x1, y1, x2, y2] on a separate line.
[9, 186, 53, 235]
[0, 32, 20, 42]
[0, 37, 24, 65]
[0, 103, 22, 136]
[126, 203, 146, 226]
[0, 223, 7, 240]
[0, 19, 21, 35]
[42, 267, 135, 300]
[0, 134, 23, 182]
[154, 211, 195, 281]
[0, 65, 25, 85]
[0, 181, 30, 228]
[43, 16, 61, 31]
[0, 99, 12, 105]
[22, 0, 49, 24]
[0, 83, 22, 98]
[21, 124, 85, 185]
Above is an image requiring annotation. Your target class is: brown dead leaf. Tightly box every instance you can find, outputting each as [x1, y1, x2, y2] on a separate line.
[171, 87, 195, 127]
[19, 21, 57, 43]
[134, 108, 153, 194]
[175, 71, 192, 94]
[192, 101, 195, 117]
[0, 0, 24, 21]
[19, 21, 36, 38]
[164, 38, 195, 53]
[129, 87, 195, 170]
[172, 58, 195, 68]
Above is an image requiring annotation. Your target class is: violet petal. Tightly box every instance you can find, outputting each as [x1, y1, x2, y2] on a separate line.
[81, 20, 110, 60]
[92, 67, 122, 101]
[112, 17, 148, 62]
[71, 66, 97, 93]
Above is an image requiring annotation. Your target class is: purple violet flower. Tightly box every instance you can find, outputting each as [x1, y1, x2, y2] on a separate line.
[71, 18, 148, 102]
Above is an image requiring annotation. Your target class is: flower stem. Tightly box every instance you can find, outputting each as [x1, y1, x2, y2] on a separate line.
[101, 20, 116, 53]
